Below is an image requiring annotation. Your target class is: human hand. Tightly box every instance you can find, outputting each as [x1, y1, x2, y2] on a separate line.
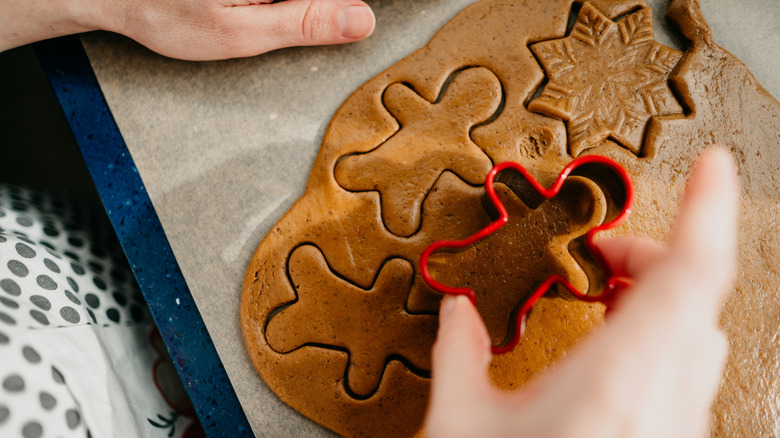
[0, 0, 375, 60]
[424, 147, 738, 438]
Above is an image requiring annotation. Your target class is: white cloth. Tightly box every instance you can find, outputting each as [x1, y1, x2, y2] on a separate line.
[0, 186, 201, 438]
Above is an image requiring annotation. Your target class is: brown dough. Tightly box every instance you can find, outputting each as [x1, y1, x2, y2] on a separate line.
[428, 177, 607, 345]
[529, 4, 683, 155]
[241, 0, 780, 436]
[266, 246, 437, 398]
[335, 67, 501, 237]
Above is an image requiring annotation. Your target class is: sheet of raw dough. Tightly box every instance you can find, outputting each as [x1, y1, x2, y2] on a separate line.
[79, 0, 779, 435]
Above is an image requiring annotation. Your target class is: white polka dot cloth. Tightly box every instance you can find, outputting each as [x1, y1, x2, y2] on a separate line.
[0, 186, 202, 438]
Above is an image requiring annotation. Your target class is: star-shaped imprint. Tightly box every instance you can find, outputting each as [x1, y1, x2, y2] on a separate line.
[335, 67, 502, 237]
[529, 3, 683, 156]
[265, 245, 437, 398]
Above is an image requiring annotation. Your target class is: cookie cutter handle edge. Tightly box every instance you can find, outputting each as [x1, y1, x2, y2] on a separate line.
[419, 155, 635, 355]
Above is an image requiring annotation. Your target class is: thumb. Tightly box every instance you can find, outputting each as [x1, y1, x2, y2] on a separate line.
[230, 0, 375, 54]
[429, 295, 492, 412]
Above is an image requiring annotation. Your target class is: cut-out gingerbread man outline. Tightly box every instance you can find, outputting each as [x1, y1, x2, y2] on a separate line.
[335, 67, 503, 237]
[421, 156, 634, 353]
[529, 3, 683, 156]
[424, 177, 608, 346]
[265, 245, 437, 398]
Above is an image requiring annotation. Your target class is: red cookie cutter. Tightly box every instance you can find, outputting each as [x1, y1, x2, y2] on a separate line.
[420, 155, 634, 354]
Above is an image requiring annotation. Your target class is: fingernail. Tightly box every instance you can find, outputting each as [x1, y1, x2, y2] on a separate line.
[339, 5, 375, 39]
[439, 296, 457, 322]
[439, 295, 471, 323]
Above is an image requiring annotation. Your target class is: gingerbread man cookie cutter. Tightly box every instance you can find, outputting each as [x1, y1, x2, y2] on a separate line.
[420, 155, 634, 354]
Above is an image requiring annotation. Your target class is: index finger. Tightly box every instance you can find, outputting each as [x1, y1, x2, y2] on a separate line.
[668, 147, 739, 308]
[594, 236, 665, 280]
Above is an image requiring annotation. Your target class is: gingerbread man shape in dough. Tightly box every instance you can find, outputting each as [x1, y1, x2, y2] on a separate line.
[335, 67, 502, 237]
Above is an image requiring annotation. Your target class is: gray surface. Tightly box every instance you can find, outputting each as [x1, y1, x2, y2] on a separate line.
[80, 0, 779, 436]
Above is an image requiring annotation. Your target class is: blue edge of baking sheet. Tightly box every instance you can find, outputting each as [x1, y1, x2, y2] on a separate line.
[33, 35, 252, 437]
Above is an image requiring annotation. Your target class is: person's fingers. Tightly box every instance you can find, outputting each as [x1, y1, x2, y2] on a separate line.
[677, 330, 729, 437]
[594, 236, 666, 279]
[430, 295, 492, 396]
[668, 147, 739, 309]
[222, 0, 375, 56]
[543, 149, 737, 422]
[599, 148, 737, 324]
[425, 295, 492, 436]
[115, 0, 374, 60]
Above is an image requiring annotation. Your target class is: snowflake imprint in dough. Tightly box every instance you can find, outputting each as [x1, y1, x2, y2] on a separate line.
[529, 3, 683, 156]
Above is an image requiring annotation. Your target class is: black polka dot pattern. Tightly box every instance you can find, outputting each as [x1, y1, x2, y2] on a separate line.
[112, 292, 127, 307]
[16, 217, 33, 228]
[64, 291, 80, 305]
[51, 367, 64, 384]
[0, 297, 18, 309]
[43, 259, 60, 273]
[65, 409, 80, 429]
[0, 279, 20, 296]
[15, 243, 35, 259]
[85, 294, 100, 309]
[29, 311, 49, 326]
[0, 188, 149, 328]
[7, 260, 29, 277]
[35, 275, 57, 291]
[29, 296, 51, 311]
[39, 392, 56, 410]
[22, 421, 42, 438]
[22, 346, 41, 364]
[86, 309, 97, 324]
[0, 326, 87, 437]
[0, 186, 165, 438]
[0, 312, 15, 326]
[59, 307, 80, 324]
[70, 263, 85, 276]
[106, 308, 120, 323]
[3, 375, 25, 392]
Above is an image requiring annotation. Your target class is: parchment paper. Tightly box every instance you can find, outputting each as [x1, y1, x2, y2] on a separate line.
[79, 0, 779, 435]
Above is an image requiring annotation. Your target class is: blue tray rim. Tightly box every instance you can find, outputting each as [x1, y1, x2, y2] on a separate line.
[33, 35, 252, 438]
